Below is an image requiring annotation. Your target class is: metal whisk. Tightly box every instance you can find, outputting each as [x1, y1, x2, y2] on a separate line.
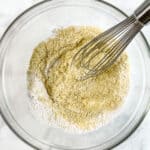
[72, 0, 150, 79]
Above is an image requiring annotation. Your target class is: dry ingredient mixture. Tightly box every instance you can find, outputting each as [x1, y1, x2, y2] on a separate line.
[27, 26, 129, 133]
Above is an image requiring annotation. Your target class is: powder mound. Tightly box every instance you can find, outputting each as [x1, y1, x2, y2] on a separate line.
[27, 26, 129, 131]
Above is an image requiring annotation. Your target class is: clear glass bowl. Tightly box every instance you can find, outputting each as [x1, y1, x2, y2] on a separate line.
[0, 0, 150, 149]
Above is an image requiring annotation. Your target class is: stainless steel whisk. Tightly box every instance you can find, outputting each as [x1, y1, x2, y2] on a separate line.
[72, 0, 150, 79]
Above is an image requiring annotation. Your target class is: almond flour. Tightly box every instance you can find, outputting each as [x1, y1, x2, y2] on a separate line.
[27, 26, 129, 133]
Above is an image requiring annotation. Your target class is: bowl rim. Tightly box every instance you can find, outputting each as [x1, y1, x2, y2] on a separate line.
[0, 0, 150, 149]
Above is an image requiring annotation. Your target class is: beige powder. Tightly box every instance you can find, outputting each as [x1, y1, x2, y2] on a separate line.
[27, 26, 129, 130]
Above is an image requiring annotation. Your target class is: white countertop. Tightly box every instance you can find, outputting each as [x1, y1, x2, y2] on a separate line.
[0, 0, 150, 149]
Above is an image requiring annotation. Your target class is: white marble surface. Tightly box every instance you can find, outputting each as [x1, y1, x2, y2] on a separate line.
[0, 0, 150, 149]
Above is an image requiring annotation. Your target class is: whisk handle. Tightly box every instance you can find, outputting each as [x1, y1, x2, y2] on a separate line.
[134, 0, 150, 25]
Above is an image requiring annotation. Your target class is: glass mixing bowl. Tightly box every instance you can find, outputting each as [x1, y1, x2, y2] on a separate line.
[0, 0, 150, 149]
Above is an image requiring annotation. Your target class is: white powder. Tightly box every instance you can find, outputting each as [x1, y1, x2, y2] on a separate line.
[28, 76, 120, 134]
